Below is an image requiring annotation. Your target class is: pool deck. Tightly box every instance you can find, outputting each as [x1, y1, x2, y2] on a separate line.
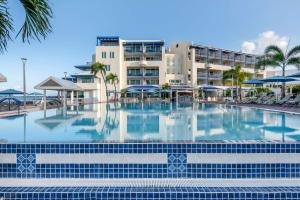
[231, 103, 300, 114]
[0, 106, 41, 118]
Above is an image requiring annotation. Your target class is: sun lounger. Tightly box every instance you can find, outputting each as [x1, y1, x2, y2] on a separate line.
[277, 94, 293, 105]
[263, 95, 276, 105]
[285, 94, 300, 105]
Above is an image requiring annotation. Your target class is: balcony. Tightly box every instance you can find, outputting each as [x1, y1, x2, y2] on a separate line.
[197, 73, 222, 80]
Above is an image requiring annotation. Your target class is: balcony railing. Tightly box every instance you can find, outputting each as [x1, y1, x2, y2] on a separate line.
[144, 73, 159, 77]
[197, 73, 222, 79]
[127, 73, 143, 77]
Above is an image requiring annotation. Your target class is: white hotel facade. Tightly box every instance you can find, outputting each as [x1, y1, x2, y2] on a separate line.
[69, 36, 265, 103]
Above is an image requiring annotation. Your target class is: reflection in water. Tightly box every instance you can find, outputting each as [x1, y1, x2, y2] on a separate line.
[0, 103, 300, 143]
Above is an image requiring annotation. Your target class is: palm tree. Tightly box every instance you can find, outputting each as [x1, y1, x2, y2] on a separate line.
[223, 64, 252, 101]
[106, 73, 119, 101]
[91, 62, 108, 102]
[161, 83, 170, 99]
[0, 0, 53, 53]
[257, 45, 300, 98]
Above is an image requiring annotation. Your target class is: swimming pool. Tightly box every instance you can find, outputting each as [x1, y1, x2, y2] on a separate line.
[0, 102, 300, 143]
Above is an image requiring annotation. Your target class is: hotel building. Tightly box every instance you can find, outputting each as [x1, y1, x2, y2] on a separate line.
[68, 36, 265, 103]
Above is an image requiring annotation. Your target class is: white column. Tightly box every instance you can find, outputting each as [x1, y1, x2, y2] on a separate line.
[76, 91, 79, 107]
[70, 91, 74, 105]
[63, 90, 67, 109]
[43, 90, 47, 118]
[43, 90, 47, 111]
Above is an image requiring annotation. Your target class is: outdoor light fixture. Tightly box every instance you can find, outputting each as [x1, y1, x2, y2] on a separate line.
[21, 58, 27, 109]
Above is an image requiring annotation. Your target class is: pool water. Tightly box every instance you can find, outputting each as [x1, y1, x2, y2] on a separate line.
[0, 103, 300, 143]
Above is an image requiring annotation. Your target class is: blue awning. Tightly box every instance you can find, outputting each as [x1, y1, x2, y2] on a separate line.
[170, 85, 195, 90]
[198, 85, 223, 90]
[127, 85, 159, 91]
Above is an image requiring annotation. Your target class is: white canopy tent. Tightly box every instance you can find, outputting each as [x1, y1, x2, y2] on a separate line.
[34, 76, 82, 111]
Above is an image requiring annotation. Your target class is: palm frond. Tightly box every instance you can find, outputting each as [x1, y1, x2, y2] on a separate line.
[264, 45, 284, 56]
[0, 0, 14, 53]
[17, 0, 53, 43]
[91, 62, 106, 76]
[287, 45, 300, 58]
[260, 57, 282, 68]
[222, 69, 235, 82]
[287, 57, 300, 65]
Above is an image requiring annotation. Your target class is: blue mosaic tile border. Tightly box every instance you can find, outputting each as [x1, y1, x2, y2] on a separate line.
[1, 163, 300, 179]
[1, 143, 300, 154]
[0, 187, 300, 200]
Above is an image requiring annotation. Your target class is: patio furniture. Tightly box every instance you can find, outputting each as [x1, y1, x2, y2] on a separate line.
[285, 94, 300, 105]
[276, 93, 293, 105]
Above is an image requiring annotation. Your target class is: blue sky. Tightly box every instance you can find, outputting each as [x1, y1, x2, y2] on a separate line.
[1, 0, 300, 92]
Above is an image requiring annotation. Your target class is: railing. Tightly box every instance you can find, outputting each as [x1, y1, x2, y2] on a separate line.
[197, 73, 222, 79]
[144, 73, 159, 77]
[127, 73, 143, 77]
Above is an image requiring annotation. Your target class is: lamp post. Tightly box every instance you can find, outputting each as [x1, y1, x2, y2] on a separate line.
[21, 58, 27, 110]
[64, 72, 67, 79]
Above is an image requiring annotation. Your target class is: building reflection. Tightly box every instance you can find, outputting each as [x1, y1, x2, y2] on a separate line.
[30, 102, 300, 142]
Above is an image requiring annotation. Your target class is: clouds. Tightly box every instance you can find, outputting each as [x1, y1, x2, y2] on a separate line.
[241, 31, 289, 54]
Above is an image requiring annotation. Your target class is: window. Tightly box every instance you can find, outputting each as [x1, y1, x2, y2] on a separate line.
[102, 52, 106, 58]
[127, 79, 141, 85]
[127, 69, 142, 76]
[145, 68, 159, 76]
[105, 65, 110, 71]
[81, 78, 94, 83]
[146, 56, 161, 61]
[125, 57, 141, 61]
[145, 79, 159, 85]
[169, 80, 181, 84]
[110, 52, 115, 58]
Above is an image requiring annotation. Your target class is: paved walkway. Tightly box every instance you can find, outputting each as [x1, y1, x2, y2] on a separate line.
[233, 103, 300, 114]
[0, 106, 41, 118]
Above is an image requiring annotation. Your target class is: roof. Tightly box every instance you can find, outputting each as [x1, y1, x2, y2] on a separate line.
[0, 73, 7, 82]
[34, 76, 82, 91]
[190, 43, 257, 57]
[74, 64, 92, 71]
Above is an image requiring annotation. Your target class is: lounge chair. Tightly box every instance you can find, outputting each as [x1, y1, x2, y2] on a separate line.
[285, 94, 300, 105]
[254, 93, 268, 104]
[276, 94, 293, 105]
[263, 95, 276, 105]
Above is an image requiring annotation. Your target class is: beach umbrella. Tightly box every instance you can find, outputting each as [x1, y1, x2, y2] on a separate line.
[242, 79, 264, 85]
[261, 76, 297, 83]
[261, 76, 297, 100]
[0, 89, 23, 110]
[0, 89, 23, 95]
[288, 72, 300, 78]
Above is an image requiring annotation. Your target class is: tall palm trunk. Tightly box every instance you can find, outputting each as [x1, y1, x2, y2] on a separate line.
[282, 65, 286, 98]
[101, 72, 108, 102]
[113, 82, 117, 101]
